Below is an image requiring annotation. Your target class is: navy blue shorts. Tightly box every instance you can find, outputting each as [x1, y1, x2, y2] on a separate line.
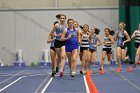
[65, 44, 78, 52]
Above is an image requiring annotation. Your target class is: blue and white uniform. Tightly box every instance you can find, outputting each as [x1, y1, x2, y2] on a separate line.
[65, 28, 79, 52]
[134, 30, 140, 48]
[117, 30, 127, 49]
[80, 33, 89, 52]
[54, 24, 66, 48]
[89, 34, 97, 52]
[102, 35, 112, 54]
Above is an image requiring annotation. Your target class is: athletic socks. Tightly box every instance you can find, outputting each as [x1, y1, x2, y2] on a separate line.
[56, 66, 59, 73]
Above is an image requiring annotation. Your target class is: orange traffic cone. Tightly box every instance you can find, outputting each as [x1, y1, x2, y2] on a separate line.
[89, 70, 92, 76]
[86, 70, 99, 93]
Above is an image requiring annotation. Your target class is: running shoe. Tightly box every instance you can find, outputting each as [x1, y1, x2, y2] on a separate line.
[60, 71, 63, 77]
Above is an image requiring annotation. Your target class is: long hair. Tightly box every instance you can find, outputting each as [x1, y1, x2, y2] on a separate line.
[56, 14, 61, 19]
[95, 28, 100, 35]
[110, 30, 115, 36]
[79, 25, 83, 30]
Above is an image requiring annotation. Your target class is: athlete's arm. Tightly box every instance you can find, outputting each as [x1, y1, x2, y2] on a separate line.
[131, 31, 136, 39]
[124, 31, 131, 43]
[89, 34, 93, 44]
[61, 29, 71, 41]
[50, 24, 59, 37]
[105, 35, 115, 44]
[114, 31, 118, 41]
[77, 29, 81, 43]
[96, 35, 103, 46]
[47, 33, 52, 43]
[79, 31, 83, 44]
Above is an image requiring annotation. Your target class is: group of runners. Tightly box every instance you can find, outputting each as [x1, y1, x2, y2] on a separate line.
[47, 14, 140, 77]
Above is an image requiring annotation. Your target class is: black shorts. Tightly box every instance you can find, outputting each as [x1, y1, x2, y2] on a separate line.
[102, 48, 112, 54]
[54, 40, 66, 48]
[80, 47, 89, 52]
[135, 42, 140, 49]
[50, 47, 55, 52]
[89, 48, 96, 53]
[117, 45, 127, 50]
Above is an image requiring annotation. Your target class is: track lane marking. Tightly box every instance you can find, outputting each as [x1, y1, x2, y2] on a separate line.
[40, 77, 53, 93]
[83, 76, 90, 93]
[0, 76, 26, 92]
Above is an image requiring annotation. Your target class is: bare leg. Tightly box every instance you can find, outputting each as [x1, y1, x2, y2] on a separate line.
[116, 47, 122, 69]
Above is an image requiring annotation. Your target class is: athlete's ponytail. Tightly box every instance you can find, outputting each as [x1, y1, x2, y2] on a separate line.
[110, 30, 115, 36]
[79, 25, 83, 30]
[95, 28, 100, 35]
[56, 14, 61, 19]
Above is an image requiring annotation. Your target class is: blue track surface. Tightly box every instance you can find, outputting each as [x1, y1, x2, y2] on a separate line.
[0, 64, 140, 93]
[3, 75, 50, 93]
[46, 74, 86, 93]
[92, 65, 140, 93]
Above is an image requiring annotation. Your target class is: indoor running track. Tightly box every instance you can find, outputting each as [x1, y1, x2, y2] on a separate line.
[0, 64, 140, 93]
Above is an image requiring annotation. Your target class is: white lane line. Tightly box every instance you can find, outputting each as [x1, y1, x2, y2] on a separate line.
[0, 73, 14, 75]
[0, 76, 26, 92]
[83, 76, 90, 93]
[0, 67, 29, 85]
[27, 74, 46, 77]
[109, 67, 140, 91]
[0, 75, 13, 77]
[40, 77, 53, 93]
[118, 74, 140, 91]
[33, 74, 51, 93]
[0, 73, 46, 77]
[0, 74, 14, 76]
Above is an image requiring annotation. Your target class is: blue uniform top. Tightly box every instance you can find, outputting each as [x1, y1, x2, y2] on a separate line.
[56, 24, 66, 41]
[89, 34, 97, 50]
[65, 28, 78, 45]
[117, 31, 126, 46]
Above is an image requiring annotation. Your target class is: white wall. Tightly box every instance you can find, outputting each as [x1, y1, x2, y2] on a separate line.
[0, 8, 118, 65]
[0, 0, 118, 9]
